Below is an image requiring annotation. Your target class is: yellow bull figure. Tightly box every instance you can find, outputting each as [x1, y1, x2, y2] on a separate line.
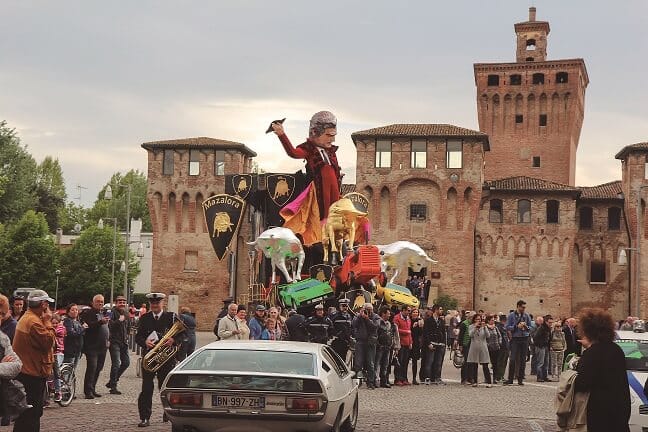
[322, 198, 367, 263]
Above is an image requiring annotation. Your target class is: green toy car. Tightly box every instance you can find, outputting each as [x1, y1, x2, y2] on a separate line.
[278, 278, 335, 309]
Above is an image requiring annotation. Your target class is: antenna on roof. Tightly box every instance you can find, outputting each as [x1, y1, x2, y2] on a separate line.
[75, 184, 87, 205]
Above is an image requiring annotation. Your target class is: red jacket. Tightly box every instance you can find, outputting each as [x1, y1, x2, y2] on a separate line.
[393, 313, 412, 347]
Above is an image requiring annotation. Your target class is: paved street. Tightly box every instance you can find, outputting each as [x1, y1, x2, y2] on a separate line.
[2, 333, 561, 432]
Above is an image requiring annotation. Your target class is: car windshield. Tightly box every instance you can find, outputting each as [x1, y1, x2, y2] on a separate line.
[180, 349, 316, 376]
[616, 339, 648, 371]
[386, 284, 412, 295]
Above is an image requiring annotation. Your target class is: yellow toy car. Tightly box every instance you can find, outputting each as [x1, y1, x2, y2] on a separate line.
[375, 283, 420, 309]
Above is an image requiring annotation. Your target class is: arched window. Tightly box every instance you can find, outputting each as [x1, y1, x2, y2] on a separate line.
[489, 199, 503, 223]
[517, 199, 531, 223]
[608, 207, 621, 230]
[526, 39, 537, 50]
[579, 206, 593, 229]
[546, 200, 559, 224]
[556, 72, 569, 84]
[532, 73, 545, 85]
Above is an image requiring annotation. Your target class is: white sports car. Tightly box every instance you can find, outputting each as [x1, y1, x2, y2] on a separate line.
[161, 341, 359, 432]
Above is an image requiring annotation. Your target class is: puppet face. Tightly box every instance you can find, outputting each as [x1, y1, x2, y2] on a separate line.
[311, 127, 337, 148]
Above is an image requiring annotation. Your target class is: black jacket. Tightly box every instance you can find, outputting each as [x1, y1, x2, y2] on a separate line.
[79, 307, 109, 353]
[135, 311, 178, 355]
[563, 325, 581, 356]
[108, 307, 130, 346]
[304, 315, 333, 344]
[575, 341, 630, 432]
[285, 314, 308, 342]
[423, 315, 446, 345]
[63, 318, 85, 356]
[533, 323, 551, 348]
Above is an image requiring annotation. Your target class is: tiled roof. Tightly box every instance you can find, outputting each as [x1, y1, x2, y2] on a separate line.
[141, 137, 256, 156]
[579, 181, 623, 200]
[484, 176, 580, 193]
[615, 142, 648, 160]
[351, 124, 489, 150]
[340, 184, 356, 195]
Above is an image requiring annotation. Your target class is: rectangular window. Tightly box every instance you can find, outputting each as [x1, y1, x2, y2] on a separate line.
[410, 139, 427, 168]
[189, 150, 200, 176]
[375, 139, 392, 168]
[515, 114, 524, 124]
[539, 114, 547, 127]
[532, 156, 541, 168]
[409, 204, 427, 221]
[184, 250, 198, 272]
[546, 200, 559, 224]
[509, 74, 522, 85]
[514, 255, 530, 279]
[487, 75, 499, 86]
[446, 139, 462, 169]
[590, 261, 606, 283]
[163, 150, 174, 175]
[215, 150, 225, 176]
[489, 199, 503, 223]
[517, 199, 531, 223]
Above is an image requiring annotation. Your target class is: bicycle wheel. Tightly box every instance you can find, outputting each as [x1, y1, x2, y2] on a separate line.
[57, 364, 75, 407]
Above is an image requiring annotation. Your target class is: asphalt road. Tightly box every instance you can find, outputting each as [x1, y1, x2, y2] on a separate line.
[3, 333, 561, 432]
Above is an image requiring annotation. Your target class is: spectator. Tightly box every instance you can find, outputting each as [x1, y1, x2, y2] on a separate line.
[574, 308, 630, 431]
[10, 296, 24, 322]
[218, 303, 242, 340]
[494, 314, 510, 383]
[330, 299, 354, 361]
[457, 311, 474, 385]
[268, 307, 289, 338]
[106, 296, 130, 394]
[485, 314, 502, 385]
[62, 303, 85, 369]
[530, 315, 544, 376]
[0, 295, 17, 342]
[375, 305, 399, 388]
[534, 315, 552, 382]
[409, 308, 423, 385]
[12, 289, 55, 432]
[178, 306, 197, 357]
[563, 317, 581, 357]
[304, 304, 333, 344]
[51, 314, 66, 402]
[550, 320, 567, 380]
[619, 316, 634, 331]
[446, 310, 458, 349]
[352, 303, 379, 390]
[236, 306, 250, 340]
[79, 294, 110, 399]
[0, 294, 19, 426]
[467, 313, 492, 387]
[261, 317, 285, 340]
[248, 305, 266, 340]
[0, 326, 21, 426]
[392, 306, 412, 385]
[422, 304, 446, 385]
[505, 300, 532, 386]
[285, 309, 308, 342]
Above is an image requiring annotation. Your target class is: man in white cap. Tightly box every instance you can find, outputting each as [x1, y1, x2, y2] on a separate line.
[135, 293, 183, 427]
[12, 289, 56, 432]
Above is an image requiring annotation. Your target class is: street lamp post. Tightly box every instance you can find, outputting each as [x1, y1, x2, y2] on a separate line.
[98, 217, 118, 307]
[54, 269, 61, 311]
[105, 183, 133, 305]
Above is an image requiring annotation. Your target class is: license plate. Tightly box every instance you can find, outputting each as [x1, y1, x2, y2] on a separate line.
[212, 394, 265, 410]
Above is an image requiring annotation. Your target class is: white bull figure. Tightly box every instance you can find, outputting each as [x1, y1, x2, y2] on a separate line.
[247, 227, 305, 284]
[378, 241, 438, 283]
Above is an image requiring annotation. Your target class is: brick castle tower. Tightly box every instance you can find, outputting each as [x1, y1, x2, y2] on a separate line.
[474, 7, 589, 186]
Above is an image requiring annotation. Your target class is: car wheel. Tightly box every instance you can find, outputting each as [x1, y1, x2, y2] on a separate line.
[331, 407, 343, 432]
[171, 423, 183, 432]
[341, 396, 359, 432]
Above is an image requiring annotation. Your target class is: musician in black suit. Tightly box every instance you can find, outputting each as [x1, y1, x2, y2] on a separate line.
[563, 317, 582, 357]
[135, 293, 182, 428]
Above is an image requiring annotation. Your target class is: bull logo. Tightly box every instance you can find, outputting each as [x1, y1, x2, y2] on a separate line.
[202, 194, 245, 261]
[230, 174, 253, 199]
[267, 174, 295, 207]
[309, 264, 333, 283]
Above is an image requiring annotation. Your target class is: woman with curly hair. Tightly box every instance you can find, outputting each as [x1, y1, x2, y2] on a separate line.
[574, 308, 629, 431]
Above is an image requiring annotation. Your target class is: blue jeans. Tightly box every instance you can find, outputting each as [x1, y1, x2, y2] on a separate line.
[108, 342, 130, 388]
[423, 344, 446, 381]
[374, 346, 391, 385]
[535, 346, 548, 380]
[508, 338, 529, 383]
[353, 341, 376, 386]
[395, 346, 411, 382]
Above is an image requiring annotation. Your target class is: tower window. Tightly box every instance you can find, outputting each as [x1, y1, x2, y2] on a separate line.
[526, 57, 534, 62]
[163, 150, 174, 175]
[487, 75, 500, 86]
[375, 139, 392, 168]
[509, 74, 522, 85]
[410, 139, 427, 169]
[215, 150, 225, 175]
[608, 207, 621, 230]
[446, 140, 463, 169]
[526, 39, 537, 51]
[556, 72, 569, 83]
[539, 114, 547, 126]
[532, 73, 545, 84]
[532, 156, 541, 167]
[409, 204, 427, 221]
[489, 199, 503, 223]
[189, 150, 200, 176]
[515, 114, 524, 124]
[590, 261, 606, 283]
[517, 199, 531, 223]
[579, 206, 593, 229]
[546, 200, 559, 224]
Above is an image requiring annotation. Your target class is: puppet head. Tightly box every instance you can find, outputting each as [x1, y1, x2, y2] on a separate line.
[309, 111, 337, 147]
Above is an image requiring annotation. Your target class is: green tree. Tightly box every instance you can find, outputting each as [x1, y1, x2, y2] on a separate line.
[59, 225, 140, 305]
[58, 201, 89, 234]
[0, 210, 60, 294]
[433, 294, 459, 311]
[87, 170, 151, 232]
[35, 156, 67, 231]
[0, 121, 38, 223]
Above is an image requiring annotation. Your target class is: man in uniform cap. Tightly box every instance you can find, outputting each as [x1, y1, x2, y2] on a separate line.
[304, 304, 333, 344]
[330, 298, 353, 361]
[135, 293, 183, 427]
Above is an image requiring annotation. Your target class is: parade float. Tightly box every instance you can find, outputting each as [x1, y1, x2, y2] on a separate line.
[201, 111, 438, 313]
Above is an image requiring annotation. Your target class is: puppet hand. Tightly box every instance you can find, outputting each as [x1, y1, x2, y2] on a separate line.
[271, 123, 285, 136]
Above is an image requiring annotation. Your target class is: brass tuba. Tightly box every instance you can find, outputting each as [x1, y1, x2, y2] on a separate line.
[142, 317, 187, 373]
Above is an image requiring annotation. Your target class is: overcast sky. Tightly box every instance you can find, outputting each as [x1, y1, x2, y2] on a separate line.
[2, 1, 647, 207]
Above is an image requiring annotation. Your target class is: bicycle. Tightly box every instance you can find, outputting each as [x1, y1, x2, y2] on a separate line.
[45, 362, 76, 407]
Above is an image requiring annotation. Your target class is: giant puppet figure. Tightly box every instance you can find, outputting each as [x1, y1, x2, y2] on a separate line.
[270, 111, 342, 245]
